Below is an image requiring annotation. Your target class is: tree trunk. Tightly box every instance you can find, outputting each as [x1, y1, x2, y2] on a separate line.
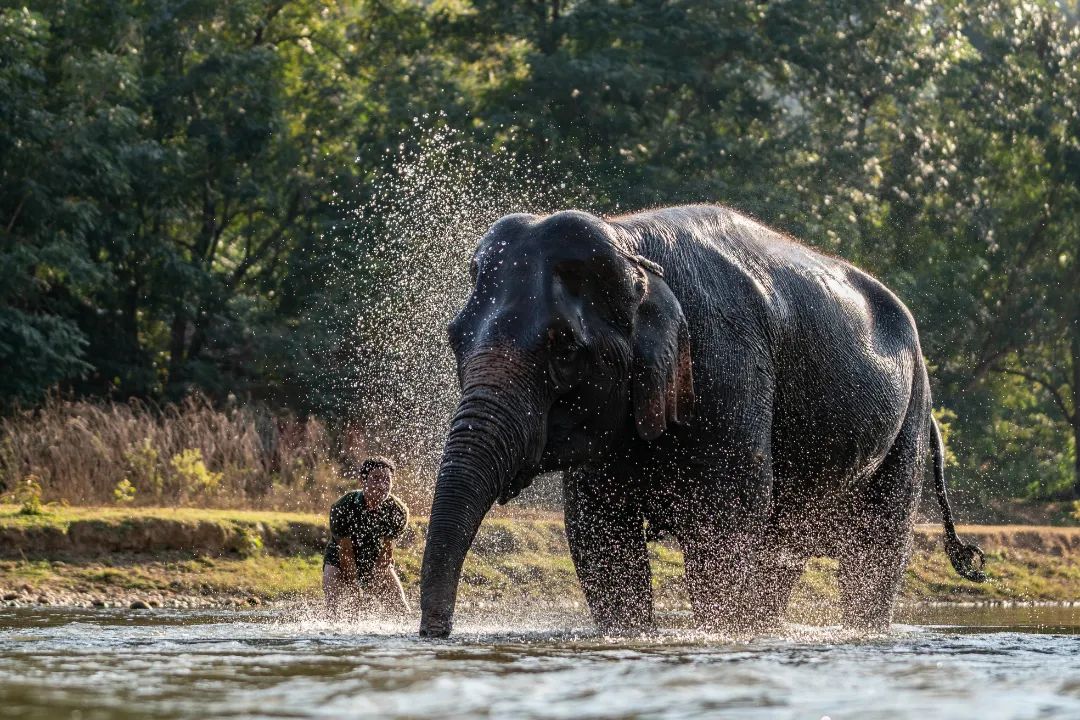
[167, 306, 188, 394]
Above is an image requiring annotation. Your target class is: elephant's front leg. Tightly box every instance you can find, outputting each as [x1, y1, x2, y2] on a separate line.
[563, 467, 653, 633]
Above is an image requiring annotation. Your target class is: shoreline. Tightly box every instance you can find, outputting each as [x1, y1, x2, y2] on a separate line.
[2, 505, 1078, 614]
[2, 593, 1079, 615]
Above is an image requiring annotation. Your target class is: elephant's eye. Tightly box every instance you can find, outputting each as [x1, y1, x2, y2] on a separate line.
[548, 328, 587, 390]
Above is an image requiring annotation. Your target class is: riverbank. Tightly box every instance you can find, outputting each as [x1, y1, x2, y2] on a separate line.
[1, 505, 1078, 613]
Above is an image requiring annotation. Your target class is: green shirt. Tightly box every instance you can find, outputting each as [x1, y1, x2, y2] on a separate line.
[323, 491, 409, 578]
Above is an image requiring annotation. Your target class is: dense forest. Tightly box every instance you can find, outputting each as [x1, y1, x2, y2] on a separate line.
[1, 0, 1077, 503]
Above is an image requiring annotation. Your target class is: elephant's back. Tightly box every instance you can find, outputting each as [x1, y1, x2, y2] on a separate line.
[610, 204, 922, 360]
[613, 204, 925, 483]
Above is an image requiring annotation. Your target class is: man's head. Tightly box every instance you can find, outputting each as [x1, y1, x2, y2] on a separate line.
[345, 456, 395, 505]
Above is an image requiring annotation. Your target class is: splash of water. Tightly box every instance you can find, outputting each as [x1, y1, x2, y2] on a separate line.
[269, 596, 904, 646]
[323, 121, 590, 490]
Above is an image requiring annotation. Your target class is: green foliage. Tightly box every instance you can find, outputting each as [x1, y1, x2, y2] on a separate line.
[170, 449, 222, 498]
[123, 439, 162, 499]
[237, 526, 265, 559]
[0, 0, 370, 406]
[112, 479, 136, 505]
[0, 0, 1077, 501]
[14, 474, 45, 516]
[932, 407, 960, 470]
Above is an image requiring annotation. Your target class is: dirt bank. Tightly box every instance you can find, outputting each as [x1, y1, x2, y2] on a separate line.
[1, 505, 1077, 613]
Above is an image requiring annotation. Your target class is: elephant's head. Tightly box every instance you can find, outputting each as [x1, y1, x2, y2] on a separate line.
[419, 210, 693, 638]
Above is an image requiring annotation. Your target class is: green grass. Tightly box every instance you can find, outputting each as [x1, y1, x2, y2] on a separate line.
[0, 503, 322, 530]
[0, 554, 326, 600]
[904, 547, 1080, 602]
[2, 505, 1079, 608]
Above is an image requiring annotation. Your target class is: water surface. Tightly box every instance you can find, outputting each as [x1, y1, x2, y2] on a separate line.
[1, 605, 1078, 719]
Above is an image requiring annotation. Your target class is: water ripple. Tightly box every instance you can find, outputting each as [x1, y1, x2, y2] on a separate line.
[1, 606, 1078, 720]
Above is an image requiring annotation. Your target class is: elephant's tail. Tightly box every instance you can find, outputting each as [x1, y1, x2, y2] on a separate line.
[931, 416, 987, 582]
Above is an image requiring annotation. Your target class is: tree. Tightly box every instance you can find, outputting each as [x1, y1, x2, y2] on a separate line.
[0, 8, 98, 406]
[890, 0, 1080, 497]
[2, 0, 1077, 501]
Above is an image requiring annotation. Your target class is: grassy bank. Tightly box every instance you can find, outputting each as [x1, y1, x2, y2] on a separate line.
[1, 505, 1078, 614]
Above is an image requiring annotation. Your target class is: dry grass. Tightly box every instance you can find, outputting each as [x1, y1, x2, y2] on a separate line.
[0, 396, 434, 512]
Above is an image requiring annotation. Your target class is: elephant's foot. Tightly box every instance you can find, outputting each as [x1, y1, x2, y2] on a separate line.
[681, 533, 806, 635]
[838, 572, 901, 632]
[576, 541, 654, 634]
[593, 604, 654, 635]
[418, 622, 452, 639]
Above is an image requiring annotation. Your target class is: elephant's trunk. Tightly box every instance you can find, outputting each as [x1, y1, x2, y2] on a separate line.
[419, 351, 549, 638]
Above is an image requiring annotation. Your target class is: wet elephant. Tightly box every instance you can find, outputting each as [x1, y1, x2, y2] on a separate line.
[418, 205, 985, 638]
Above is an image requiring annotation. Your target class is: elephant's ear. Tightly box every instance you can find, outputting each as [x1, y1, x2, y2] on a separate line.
[630, 268, 694, 441]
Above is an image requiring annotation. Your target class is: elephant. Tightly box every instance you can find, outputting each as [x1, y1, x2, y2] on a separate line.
[418, 204, 985, 638]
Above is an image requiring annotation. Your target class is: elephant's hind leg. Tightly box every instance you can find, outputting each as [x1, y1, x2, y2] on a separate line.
[837, 418, 923, 632]
[681, 529, 763, 634]
[680, 440, 779, 633]
[682, 532, 805, 634]
[751, 540, 809, 630]
[838, 520, 912, 632]
[563, 467, 653, 633]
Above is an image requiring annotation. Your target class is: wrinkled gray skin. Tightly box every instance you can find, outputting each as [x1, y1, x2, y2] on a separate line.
[419, 205, 984, 638]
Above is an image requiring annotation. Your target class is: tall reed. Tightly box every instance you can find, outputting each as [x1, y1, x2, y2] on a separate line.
[0, 396, 433, 512]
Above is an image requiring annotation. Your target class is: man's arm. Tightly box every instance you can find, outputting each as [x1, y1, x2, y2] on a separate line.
[376, 538, 393, 569]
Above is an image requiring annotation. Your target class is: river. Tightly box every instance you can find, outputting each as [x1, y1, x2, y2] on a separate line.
[1, 605, 1078, 719]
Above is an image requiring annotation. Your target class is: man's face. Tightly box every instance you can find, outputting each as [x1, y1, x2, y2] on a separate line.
[363, 466, 392, 505]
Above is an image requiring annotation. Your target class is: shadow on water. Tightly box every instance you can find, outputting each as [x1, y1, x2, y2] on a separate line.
[2, 604, 1079, 719]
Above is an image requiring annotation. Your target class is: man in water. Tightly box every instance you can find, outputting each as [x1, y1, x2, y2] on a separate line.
[323, 456, 410, 617]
